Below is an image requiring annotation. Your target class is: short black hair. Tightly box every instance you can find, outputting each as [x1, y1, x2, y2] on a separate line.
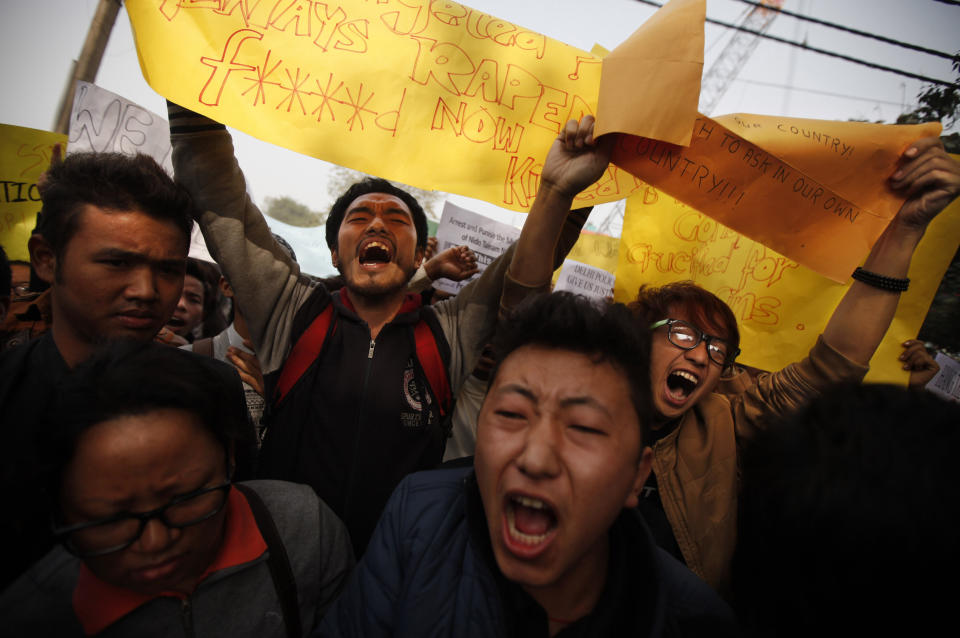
[490, 292, 654, 444]
[733, 383, 960, 636]
[185, 257, 223, 333]
[37, 152, 195, 263]
[324, 177, 428, 252]
[42, 341, 250, 499]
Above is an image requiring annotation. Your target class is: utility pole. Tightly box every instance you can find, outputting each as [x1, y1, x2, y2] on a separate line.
[52, 0, 123, 134]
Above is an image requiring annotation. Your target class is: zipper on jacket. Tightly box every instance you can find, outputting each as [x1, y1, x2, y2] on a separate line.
[342, 336, 376, 519]
[180, 598, 195, 637]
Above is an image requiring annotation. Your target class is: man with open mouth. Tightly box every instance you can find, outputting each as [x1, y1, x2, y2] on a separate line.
[160, 258, 209, 345]
[317, 293, 738, 637]
[167, 105, 596, 557]
[628, 135, 960, 595]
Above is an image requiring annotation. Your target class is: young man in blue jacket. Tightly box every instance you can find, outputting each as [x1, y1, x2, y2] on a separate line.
[317, 290, 738, 638]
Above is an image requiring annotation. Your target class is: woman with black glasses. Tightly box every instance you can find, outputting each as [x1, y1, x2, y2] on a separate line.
[1, 341, 353, 637]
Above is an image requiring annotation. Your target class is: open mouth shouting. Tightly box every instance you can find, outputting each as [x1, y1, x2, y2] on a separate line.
[358, 238, 394, 270]
[664, 369, 700, 407]
[503, 493, 559, 559]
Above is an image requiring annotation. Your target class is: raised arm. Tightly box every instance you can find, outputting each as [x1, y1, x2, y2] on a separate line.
[167, 103, 321, 374]
[432, 118, 606, 392]
[822, 137, 960, 365]
[507, 115, 613, 290]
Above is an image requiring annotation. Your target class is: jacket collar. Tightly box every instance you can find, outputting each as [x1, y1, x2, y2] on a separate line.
[334, 288, 425, 325]
[72, 485, 267, 635]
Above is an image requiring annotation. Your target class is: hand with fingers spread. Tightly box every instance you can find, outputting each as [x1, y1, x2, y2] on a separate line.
[425, 244, 480, 282]
[900, 339, 940, 389]
[540, 115, 614, 199]
[889, 137, 960, 232]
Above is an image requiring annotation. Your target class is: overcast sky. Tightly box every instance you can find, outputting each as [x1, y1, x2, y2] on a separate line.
[1, 0, 956, 274]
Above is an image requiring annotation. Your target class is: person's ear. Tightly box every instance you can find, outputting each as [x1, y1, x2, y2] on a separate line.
[28, 234, 56, 284]
[0, 295, 9, 324]
[624, 446, 654, 509]
[330, 248, 339, 270]
[218, 276, 233, 298]
[414, 246, 424, 269]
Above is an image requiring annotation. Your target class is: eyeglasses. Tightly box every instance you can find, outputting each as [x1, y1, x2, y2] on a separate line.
[53, 479, 232, 558]
[650, 318, 739, 367]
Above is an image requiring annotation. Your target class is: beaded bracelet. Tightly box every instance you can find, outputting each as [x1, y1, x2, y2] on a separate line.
[851, 267, 909, 292]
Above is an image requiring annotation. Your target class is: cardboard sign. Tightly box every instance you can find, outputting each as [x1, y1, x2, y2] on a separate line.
[68, 80, 174, 173]
[612, 115, 940, 282]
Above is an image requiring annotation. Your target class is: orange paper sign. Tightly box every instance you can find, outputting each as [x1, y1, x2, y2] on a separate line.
[595, 0, 704, 145]
[611, 114, 940, 281]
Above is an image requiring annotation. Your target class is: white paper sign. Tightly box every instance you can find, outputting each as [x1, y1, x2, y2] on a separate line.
[434, 201, 521, 295]
[66, 81, 216, 262]
[926, 353, 960, 403]
[67, 81, 173, 173]
[553, 259, 615, 301]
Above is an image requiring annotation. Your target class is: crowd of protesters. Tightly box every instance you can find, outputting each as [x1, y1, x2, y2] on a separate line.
[0, 101, 958, 638]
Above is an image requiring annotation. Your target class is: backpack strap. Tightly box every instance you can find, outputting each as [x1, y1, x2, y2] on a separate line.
[414, 319, 452, 417]
[274, 303, 336, 404]
[274, 293, 451, 417]
[234, 484, 302, 638]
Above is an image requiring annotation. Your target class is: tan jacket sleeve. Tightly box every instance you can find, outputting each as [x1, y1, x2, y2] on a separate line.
[732, 335, 870, 442]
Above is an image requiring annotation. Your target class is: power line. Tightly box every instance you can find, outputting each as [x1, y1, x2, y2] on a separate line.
[631, 0, 955, 87]
[734, 0, 956, 60]
[731, 77, 907, 107]
[932, 0, 960, 6]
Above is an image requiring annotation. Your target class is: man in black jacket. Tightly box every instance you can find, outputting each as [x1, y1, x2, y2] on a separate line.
[168, 106, 606, 556]
[0, 151, 200, 587]
[318, 291, 738, 637]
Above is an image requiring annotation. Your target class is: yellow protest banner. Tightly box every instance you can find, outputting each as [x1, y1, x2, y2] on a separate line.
[0, 123, 66, 261]
[131, 0, 938, 286]
[611, 116, 940, 282]
[613, 180, 960, 384]
[126, 0, 645, 211]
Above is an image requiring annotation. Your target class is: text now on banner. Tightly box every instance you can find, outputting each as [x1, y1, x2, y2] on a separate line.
[126, 0, 645, 211]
